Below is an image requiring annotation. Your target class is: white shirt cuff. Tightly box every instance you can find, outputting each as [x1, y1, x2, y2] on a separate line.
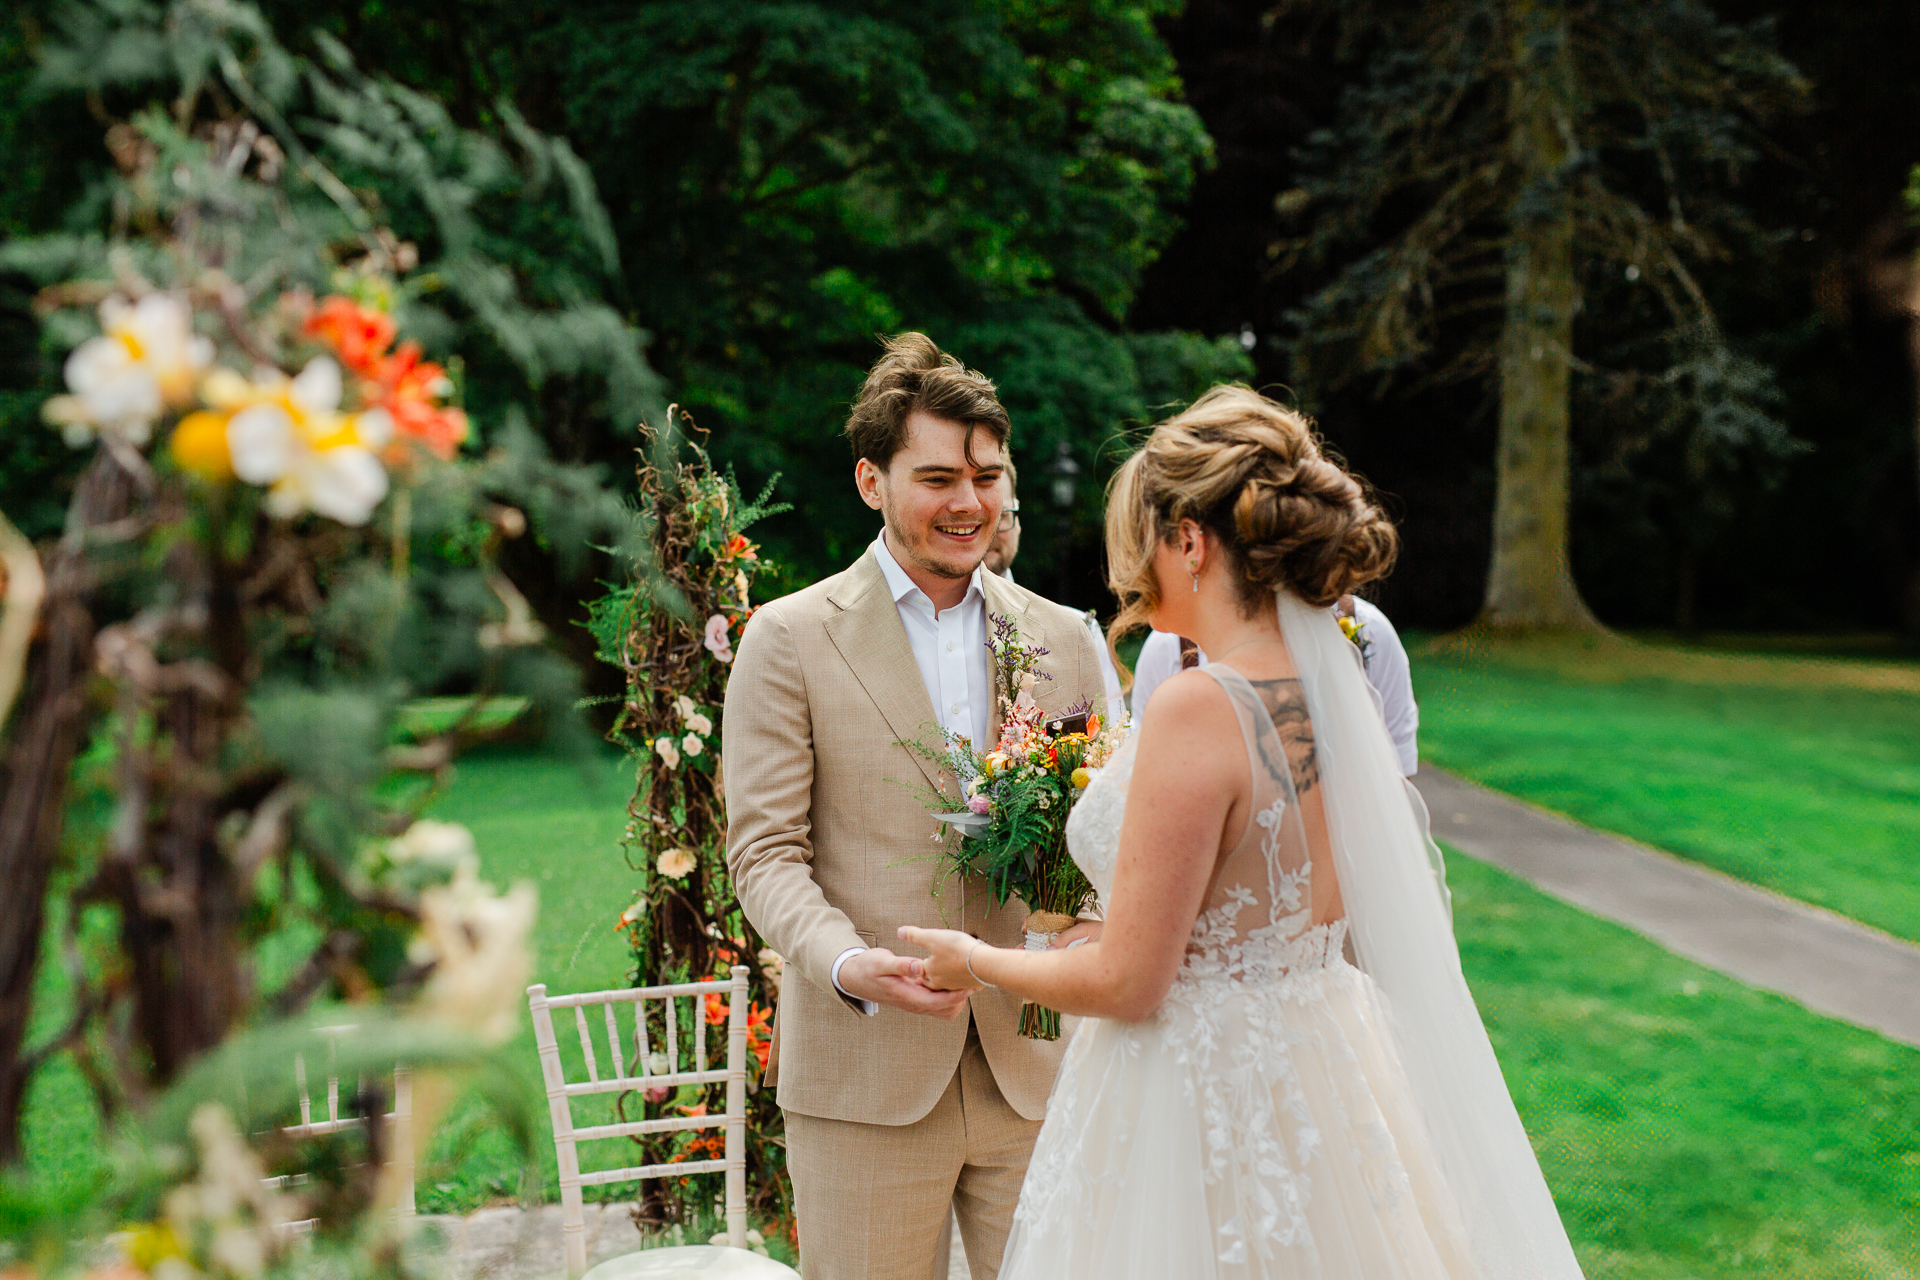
[831, 946, 880, 1016]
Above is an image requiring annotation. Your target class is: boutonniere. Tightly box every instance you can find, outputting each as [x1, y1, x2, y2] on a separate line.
[988, 611, 1052, 718]
[1337, 608, 1375, 663]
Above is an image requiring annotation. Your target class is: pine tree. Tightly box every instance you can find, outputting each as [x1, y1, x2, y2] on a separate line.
[1284, 0, 1805, 630]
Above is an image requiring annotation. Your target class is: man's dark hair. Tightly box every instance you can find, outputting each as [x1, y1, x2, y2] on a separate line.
[844, 332, 1011, 469]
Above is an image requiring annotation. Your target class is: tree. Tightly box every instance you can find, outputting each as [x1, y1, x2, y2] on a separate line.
[0, 0, 650, 1162]
[1283, 0, 1806, 630]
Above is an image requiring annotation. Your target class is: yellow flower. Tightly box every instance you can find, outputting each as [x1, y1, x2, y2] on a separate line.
[170, 410, 234, 479]
[1070, 767, 1092, 789]
[214, 358, 393, 524]
[657, 847, 697, 879]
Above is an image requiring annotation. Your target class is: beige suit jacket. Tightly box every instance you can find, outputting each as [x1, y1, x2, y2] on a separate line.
[723, 548, 1106, 1125]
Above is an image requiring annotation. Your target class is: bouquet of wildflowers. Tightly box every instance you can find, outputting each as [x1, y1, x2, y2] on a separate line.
[918, 614, 1130, 1039]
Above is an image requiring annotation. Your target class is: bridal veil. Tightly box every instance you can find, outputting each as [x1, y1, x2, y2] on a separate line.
[1277, 592, 1586, 1279]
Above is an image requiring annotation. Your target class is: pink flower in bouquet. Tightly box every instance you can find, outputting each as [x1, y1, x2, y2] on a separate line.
[967, 794, 991, 815]
[703, 613, 734, 663]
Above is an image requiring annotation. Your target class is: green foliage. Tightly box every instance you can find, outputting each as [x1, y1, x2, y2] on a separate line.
[310, 0, 1219, 585]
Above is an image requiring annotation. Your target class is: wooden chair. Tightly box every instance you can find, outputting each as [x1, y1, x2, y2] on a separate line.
[529, 967, 786, 1278]
[264, 1023, 416, 1233]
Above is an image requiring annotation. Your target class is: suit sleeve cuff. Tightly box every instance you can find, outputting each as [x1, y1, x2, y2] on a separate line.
[830, 947, 880, 1016]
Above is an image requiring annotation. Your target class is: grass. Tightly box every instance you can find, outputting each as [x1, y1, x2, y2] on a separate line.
[19, 734, 1920, 1275]
[1451, 848, 1920, 1278]
[1413, 635, 1920, 943]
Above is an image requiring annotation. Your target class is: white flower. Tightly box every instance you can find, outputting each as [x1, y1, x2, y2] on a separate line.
[221, 356, 390, 525]
[686, 711, 713, 736]
[43, 293, 212, 447]
[657, 847, 696, 879]
[703, 613, 734, 663]
[681, 732, 703, 757]
[647, 1051, 671, 1076]
[163, 1103, 297, 1279]
[388, 819, 479, 881]
[654, 736, 681, 769]
[757, 947, 784, 994]
[675, 695, 697, 720]
[413, 875, 536, 1044]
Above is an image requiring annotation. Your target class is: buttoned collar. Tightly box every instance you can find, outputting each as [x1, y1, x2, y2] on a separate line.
[872, 532, 985, 615]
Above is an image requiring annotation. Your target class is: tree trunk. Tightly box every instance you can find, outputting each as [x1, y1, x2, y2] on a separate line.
[1905, 306, 1920, 635]
[1481, 0, 1602, 632]
[0, 457, 131, 1163]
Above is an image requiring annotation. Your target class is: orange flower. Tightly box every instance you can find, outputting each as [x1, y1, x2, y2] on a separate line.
[726, 534, 758, 561]
[305, 296, 395, 378]
[704, 992, 729, 1026]
[1087, 713, 1101, 738]
[745, 1002, 773, 1071]
[370, 342, 468, 461]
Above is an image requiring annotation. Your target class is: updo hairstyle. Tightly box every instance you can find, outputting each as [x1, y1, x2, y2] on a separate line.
[1105, 386, 1398, 647]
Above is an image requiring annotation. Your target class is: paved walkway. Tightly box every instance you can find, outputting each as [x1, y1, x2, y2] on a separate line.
[1414, 766, 1920, 1047]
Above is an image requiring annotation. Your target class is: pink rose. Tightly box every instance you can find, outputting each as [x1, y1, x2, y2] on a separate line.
[967, 794, 991, 815]
[703, 613, 734, 663]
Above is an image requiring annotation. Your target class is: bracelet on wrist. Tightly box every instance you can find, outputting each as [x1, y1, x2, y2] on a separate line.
[965, 938, 995, 988]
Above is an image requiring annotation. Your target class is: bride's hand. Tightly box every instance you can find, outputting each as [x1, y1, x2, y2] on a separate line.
[897, 926, 985, 992]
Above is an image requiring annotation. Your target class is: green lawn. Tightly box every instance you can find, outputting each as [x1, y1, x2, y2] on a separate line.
[1451, 850, 1920, 1278]
[1414, 641, 1920, 943]
[20, 742, 1920, 1275]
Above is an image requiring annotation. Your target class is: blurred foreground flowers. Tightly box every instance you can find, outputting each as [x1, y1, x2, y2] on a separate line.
[0, 0, 654, 1274]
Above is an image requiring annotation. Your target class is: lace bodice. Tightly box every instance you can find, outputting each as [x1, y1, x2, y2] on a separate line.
[1065, 665, 1345, 985]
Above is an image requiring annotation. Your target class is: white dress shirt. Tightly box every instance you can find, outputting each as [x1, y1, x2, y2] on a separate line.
[833, 533, 995, 1013]
[1128, 598, 1420, 776]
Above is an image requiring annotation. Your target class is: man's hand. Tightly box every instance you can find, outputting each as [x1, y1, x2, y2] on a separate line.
[1050, 919, 1102, 948]
[837, 946, 971, 1020]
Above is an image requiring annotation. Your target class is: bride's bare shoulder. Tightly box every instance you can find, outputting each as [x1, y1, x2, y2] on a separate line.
[1133, 668, 1237, 742]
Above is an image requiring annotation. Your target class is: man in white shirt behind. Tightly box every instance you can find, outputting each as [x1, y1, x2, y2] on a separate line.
[1129, 595, 1420, 775]
[982, 457, 1127, 723]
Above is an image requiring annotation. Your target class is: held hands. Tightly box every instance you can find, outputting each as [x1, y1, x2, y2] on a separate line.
[896, 926, 987, 993]
[836, 945, 971, 1020]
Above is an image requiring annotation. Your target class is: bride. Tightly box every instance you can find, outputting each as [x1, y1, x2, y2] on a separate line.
[901, 387, 1586, 1279]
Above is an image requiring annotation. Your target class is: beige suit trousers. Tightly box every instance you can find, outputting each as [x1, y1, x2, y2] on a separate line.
[784, 1018, 1041, 1280]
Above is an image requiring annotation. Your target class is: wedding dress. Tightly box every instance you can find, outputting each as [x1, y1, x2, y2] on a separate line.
[997, 595, 1585, 1280]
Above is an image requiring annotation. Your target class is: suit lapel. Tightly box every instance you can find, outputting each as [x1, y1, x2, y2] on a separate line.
[824, 551, 949, 794]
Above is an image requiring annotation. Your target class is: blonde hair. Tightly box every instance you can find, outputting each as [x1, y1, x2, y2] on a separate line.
[1104, 386, 1398, 659]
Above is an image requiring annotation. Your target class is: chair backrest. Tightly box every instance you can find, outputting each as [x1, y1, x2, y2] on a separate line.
[264, 1024, 416, 1233]
[528, 966, 751, 1277]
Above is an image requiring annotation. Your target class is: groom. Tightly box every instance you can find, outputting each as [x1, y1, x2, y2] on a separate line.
[724, 333, 1107, 1279]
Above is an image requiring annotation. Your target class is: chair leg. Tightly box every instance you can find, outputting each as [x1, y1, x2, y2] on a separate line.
[726, 965, 748, 1249]
[393, 1066, 416, 1219]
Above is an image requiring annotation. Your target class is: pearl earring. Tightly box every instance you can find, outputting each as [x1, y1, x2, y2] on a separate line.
[1188, 565, 1200, 593]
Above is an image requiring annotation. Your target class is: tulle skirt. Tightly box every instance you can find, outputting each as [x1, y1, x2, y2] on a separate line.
[1000, 957, 1480, 1280]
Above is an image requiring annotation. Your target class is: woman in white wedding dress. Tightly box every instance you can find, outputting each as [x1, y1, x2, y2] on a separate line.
[902, 387, 1585, 1280]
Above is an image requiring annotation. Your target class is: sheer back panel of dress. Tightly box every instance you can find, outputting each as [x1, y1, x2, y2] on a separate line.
[1186, 664, 1347, 985]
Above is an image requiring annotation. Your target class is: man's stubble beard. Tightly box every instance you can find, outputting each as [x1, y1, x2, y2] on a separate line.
[881, 500, 982, 582]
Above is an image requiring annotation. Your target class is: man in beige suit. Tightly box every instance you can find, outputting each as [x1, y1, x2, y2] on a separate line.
[724, 334, 1106, 1280]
